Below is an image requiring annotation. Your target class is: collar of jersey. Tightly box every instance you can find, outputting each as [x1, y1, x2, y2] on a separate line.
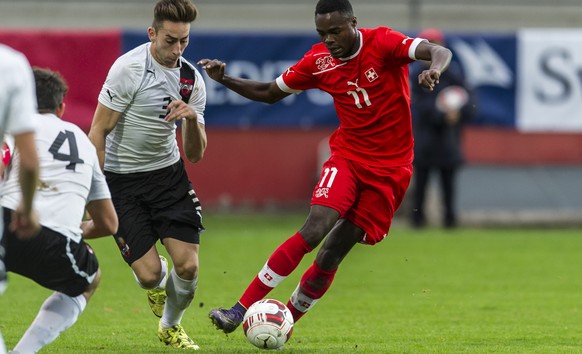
[339, 29, 363, 62]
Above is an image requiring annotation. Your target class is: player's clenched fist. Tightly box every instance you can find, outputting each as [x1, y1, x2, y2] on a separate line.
[418, 69, 441, 91]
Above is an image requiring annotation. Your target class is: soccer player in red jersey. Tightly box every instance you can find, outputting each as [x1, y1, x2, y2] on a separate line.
[199, 0, 452, 333]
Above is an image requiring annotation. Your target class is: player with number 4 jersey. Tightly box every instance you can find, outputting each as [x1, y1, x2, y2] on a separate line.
[2, 113, 110, 243]
[0, 67, 118, 354]
[200, 0, 453, 336]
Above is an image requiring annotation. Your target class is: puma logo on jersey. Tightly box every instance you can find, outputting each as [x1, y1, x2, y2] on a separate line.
[347, 79, 359, 87]
[106, 89, 115, 102]
[146, 68, 156, 77]
[402, 37, 412, 45]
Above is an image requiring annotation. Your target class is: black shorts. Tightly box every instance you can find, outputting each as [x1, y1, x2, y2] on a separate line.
[105, 159, 204, 265]
[2, 207, 99, 297]
[0, 216, 6, 293]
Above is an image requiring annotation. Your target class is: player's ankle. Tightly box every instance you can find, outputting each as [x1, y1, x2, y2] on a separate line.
[233, 302, 246, 316]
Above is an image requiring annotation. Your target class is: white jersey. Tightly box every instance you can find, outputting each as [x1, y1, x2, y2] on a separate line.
[98, 43, 206, 173]
[0, 114, 111, 243]
[0, 45, 37, 150]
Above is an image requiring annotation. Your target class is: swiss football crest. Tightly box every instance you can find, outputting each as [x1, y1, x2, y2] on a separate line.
[316, 56, 336, 71]
[180, 78, 194, 97]
[315, 187, 329, 198]
[365, 68, 379, 82]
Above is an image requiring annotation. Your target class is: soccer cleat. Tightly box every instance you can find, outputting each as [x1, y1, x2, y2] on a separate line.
[158, 323, 200, 350]
[146, 255, 169, 318]
[209, 307, 244, 334]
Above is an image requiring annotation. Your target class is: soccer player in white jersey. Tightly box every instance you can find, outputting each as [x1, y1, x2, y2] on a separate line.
[88, 0, 207, 349]
[0, 67, 118, 353]
[0, 44, 40, 354]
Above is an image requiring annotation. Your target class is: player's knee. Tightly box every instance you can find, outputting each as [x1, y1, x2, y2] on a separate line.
[299, 230, 325, 249]
[299, 207, 339, 248]
[299, 221, 334, 249]
[137, 271, 164, 288]
[173, 259, 199, 281]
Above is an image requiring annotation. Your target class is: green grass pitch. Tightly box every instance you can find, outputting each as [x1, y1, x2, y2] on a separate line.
[1, 213, 581, 353]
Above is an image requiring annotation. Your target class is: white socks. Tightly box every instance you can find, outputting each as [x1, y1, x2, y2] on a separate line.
[0, 332, 6, 354]
[13, 292, 86, 353]
[160, 268, 197, 328]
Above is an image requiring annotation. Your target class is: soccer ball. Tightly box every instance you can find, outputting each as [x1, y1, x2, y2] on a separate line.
[243, 299, 294, 350]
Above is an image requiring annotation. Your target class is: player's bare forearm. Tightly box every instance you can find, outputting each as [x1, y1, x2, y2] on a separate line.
[89, 104, 122, 170]
[14, 132, 39, 215]
[83, 199, 118, 239]
[427, 46, 452, 75]
[88, 131, 106, 171]
[182, 120, 207, 163]
[414, 41, 453, 90]
[199, 58, 288, 104]
[220, 75, 284, 104]
[81, 219, 116, 239]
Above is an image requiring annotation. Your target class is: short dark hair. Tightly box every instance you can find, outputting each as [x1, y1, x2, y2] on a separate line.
[152, 0, 198, 31]
[33, 67, 68, 114]
[315, 0, 353, 18]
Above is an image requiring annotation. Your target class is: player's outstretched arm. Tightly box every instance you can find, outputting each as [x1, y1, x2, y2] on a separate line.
[198, 58, 290, 104]
[414, 41, 453, 91]
[81, 199, 118, 239]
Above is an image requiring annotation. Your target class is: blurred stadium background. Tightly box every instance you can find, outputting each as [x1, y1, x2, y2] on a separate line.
[1, 0, 582, 226]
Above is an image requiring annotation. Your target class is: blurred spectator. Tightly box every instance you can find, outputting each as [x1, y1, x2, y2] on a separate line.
[410, 28, 475, 228]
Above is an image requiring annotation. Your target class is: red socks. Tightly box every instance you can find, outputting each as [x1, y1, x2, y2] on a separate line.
[236, 233, 338, 324]
[287, 261, 337, 322]
[239, 232, 312, 308]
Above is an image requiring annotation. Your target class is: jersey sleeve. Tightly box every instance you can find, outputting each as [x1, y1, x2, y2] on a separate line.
[5, 57, 37, 136]
[377, 27, 424, 65]
[188, 68, 206, 125]
[98, 57, 143, 113]
[275, 51, 317, 94]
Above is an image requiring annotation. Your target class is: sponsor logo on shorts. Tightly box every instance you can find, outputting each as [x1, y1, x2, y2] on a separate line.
[116, 236, 131, 259]
[315, 187, 329, 198]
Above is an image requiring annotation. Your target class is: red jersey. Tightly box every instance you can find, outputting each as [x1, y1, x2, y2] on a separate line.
[276, 27, 423, 167]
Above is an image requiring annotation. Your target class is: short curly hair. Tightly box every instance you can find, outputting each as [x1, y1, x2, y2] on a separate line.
[315, 0, 354, 18]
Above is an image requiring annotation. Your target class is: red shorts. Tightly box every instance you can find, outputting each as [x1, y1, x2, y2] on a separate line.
[311, 155, 412, 245]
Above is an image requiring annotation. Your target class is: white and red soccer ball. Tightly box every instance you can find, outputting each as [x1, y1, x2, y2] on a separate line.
[243, 299, 294, 350]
